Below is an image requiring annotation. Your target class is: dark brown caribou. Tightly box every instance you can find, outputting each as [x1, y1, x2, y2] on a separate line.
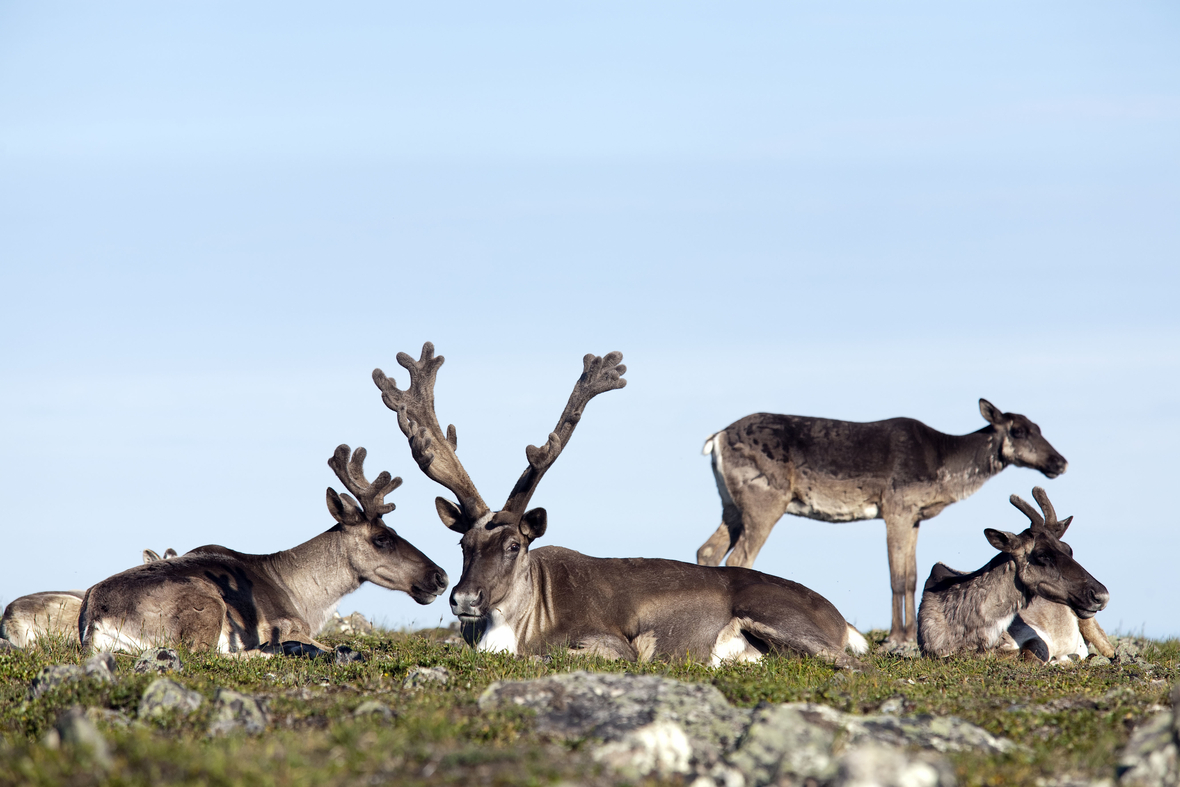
[696, 401, 1068, 644]
[78, 446, 448, 655]
[372, 344, 867, 668]
[916, 487, 1108, 658]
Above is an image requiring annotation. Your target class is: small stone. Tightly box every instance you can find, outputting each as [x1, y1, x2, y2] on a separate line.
[86, 707, 135, 729]
[353, 700, 395, 721]
[83, 652, 117, 682]
[593, 721, 693, 779]
[1089, 655, 1112, 666]
[879, 697, 905, 715]
[334, 645, 366, 665]
[208, 688, 267, 735]
[403, 665, 450, 689]
[133, 647, 183, 674]
[28, 665, 84, 700]
[834, 743, 954, 787]
[139, 678, 204, 719]
[0, 637, 17, 650]
[880, 641, 921, 658]
[53, 706, 112, 769]
[318, 611, 374, 637]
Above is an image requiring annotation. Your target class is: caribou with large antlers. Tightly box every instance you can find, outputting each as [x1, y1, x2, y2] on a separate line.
[916, 487, 1108, 658]
[373, 344, 867, 668]
[78, 446, 448, 655]
[696, 400, 1068, 645]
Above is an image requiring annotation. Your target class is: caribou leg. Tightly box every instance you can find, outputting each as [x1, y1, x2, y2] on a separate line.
[884, 513, 920, 643]
[724, 484, 786, 568]
[697, 503, 743, 566]
[732, 584, 864, 671]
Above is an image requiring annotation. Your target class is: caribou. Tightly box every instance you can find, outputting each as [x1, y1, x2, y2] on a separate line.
[997, 597, 1115, 663]
[1, 548, 177, 649]
[372, 344, 868, 668]
[916, 487, 1108, 658]
[695, 400, 1068, 644]
[78, 445, 448, 655]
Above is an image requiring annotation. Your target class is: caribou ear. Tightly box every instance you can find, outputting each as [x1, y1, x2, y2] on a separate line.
[985, 528, 1026, 553]
[164, 548, 178, 559]
[326, 488, 349, 524]
[979, 399, 1004, 425]
[520, 507, 547, 542]
[436, 497, 470, 533]
[143, 549, 161, 564]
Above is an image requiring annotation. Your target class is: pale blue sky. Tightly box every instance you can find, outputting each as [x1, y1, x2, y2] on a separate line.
[2, 2, 1177, 638]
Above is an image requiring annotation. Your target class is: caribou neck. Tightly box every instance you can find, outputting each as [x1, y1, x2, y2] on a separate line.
[933, 553, 1033, 647]
[261, 529, 363, 635]
[937, 427, 1006, 501]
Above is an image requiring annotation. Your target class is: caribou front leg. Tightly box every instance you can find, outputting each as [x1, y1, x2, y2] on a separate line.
[884, 513, 920, 644]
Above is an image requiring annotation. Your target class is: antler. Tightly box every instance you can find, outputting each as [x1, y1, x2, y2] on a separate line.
[1009, 486, 1072, 531]
[372, 343, 490, 522]
[325, 444, 402, 525]
[501, 351, 627, 518]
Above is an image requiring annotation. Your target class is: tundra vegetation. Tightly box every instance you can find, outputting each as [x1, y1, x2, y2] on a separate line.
[0, 625, 1176, 786]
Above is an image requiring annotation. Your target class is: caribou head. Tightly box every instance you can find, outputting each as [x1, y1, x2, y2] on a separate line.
[325, 444, 449, 605]
[987, 486, 1108, 619]
[373, 343, 625, 623]
[980, 399, 1067, 478]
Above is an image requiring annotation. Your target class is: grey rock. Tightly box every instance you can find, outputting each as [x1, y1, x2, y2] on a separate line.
[727, 704, 839, 785]
[1089, 655, 1113, 666]
[27, 654, 115, 700]
[208, 688, 267, 735]
[353, 700, 395, 721]
[133, 647, 182, 674]
[404, 665, 450, 689]
[86, 707, 136, 729]
[51, 706, 113, 768]
[880, 640, 921, 659]
[833, 744, 954, 787]
[592, 720, 694, 780]
[480, 671, 751, 769]
[334, 644, 366, 665]
[0, 637, 17, 650]
[139, 678, 204, 719]
[318, 611, 374, 637]
[1119, 711, 1177, 786]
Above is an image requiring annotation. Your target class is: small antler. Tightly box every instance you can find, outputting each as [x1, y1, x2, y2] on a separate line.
[501, 351, 627, 518]
[325, 444, 402, 525]
[1009, 486, 1072, 532]
[372, 343, 489, 523]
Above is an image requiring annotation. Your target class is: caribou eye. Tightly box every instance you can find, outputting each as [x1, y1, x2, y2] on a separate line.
[507, 542, 520, 553]
[1030, 551, 1050, 566]
[1010, 426, 1028, 439]
[373, 536, 393, 549]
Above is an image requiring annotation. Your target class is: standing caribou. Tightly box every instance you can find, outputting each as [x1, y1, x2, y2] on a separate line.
[372, 344, 867, 668]
[695, 400, 1068, 644]
[78, 446, 448, 655]
[916, 487, 1108, 658]
[1, 549, 177, 649]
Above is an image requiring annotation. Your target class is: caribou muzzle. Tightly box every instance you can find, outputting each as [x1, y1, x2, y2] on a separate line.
[1042, 455, 1068, 479]
[450, 587, 485, 621]
[409, 569, 450, 605]
[1071, 582, 1109, 619]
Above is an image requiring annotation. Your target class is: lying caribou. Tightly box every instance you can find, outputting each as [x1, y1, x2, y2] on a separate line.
[1, 548, 178, 649]
[696, 400, 1068, 644]
[79, 446, 448, 655]
[372, 344, 867, 668]
[997, 596, 1115, 663]
[916, 487, 1108, 658]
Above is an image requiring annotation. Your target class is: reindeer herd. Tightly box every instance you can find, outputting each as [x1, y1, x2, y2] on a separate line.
[1, 343, 1112, 669]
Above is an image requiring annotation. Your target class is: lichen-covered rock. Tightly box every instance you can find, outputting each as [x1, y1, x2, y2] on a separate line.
[404, 665, 450, 689]
[480, 671, 751, 770]
[318, 611, 374, 637]
[1119, 711, 1177, 786]
[27, 654, 116, 699]
[353, 700, 394, 721]
[833, 744, 954, 787]
[139, 678, 204, 720]
[334, 645, 365, 665]
[592, 721, 694, 780]
[48, 706, 113, 769]
[727, 704, 840, 785]
[133, 647, 182, 674]
[208, 688, 267, 735]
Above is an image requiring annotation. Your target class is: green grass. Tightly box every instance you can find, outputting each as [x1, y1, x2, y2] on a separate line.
[1, 629, 1176, 786]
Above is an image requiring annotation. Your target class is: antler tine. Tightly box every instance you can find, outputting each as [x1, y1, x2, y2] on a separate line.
[502, 351, 627, 517]
[325, 444, 402, 525]
[1031, 486, 1058, 526]
[1009, 492, 1045, 529]
[372, 343, 489, 521]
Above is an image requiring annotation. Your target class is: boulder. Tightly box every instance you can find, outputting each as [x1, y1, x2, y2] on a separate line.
[27, 654, 116, 700]
[139, 678, 204, 720]
[1118, 684, 1180, 786]
[46, 706, 112, 769]
[133, 647, 183, 674]
[319, 611, 374, 637]
[481, 671, 1013, 786]
[404, 665, 450, 689]
[208, 688, 267, 735]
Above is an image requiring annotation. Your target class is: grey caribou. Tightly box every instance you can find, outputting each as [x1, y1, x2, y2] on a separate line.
[696, 400, 1068, 644]
[78, 446, 448, 655]
[1, 548, 177, 649]
[916, 487, 1108, 658]
[373, 344, 867, 668]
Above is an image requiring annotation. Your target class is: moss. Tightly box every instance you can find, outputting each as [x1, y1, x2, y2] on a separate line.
[0, 629, 1174, 785]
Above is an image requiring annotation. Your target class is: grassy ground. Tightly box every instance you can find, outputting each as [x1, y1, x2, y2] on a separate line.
[0, 629, 1176, 786]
